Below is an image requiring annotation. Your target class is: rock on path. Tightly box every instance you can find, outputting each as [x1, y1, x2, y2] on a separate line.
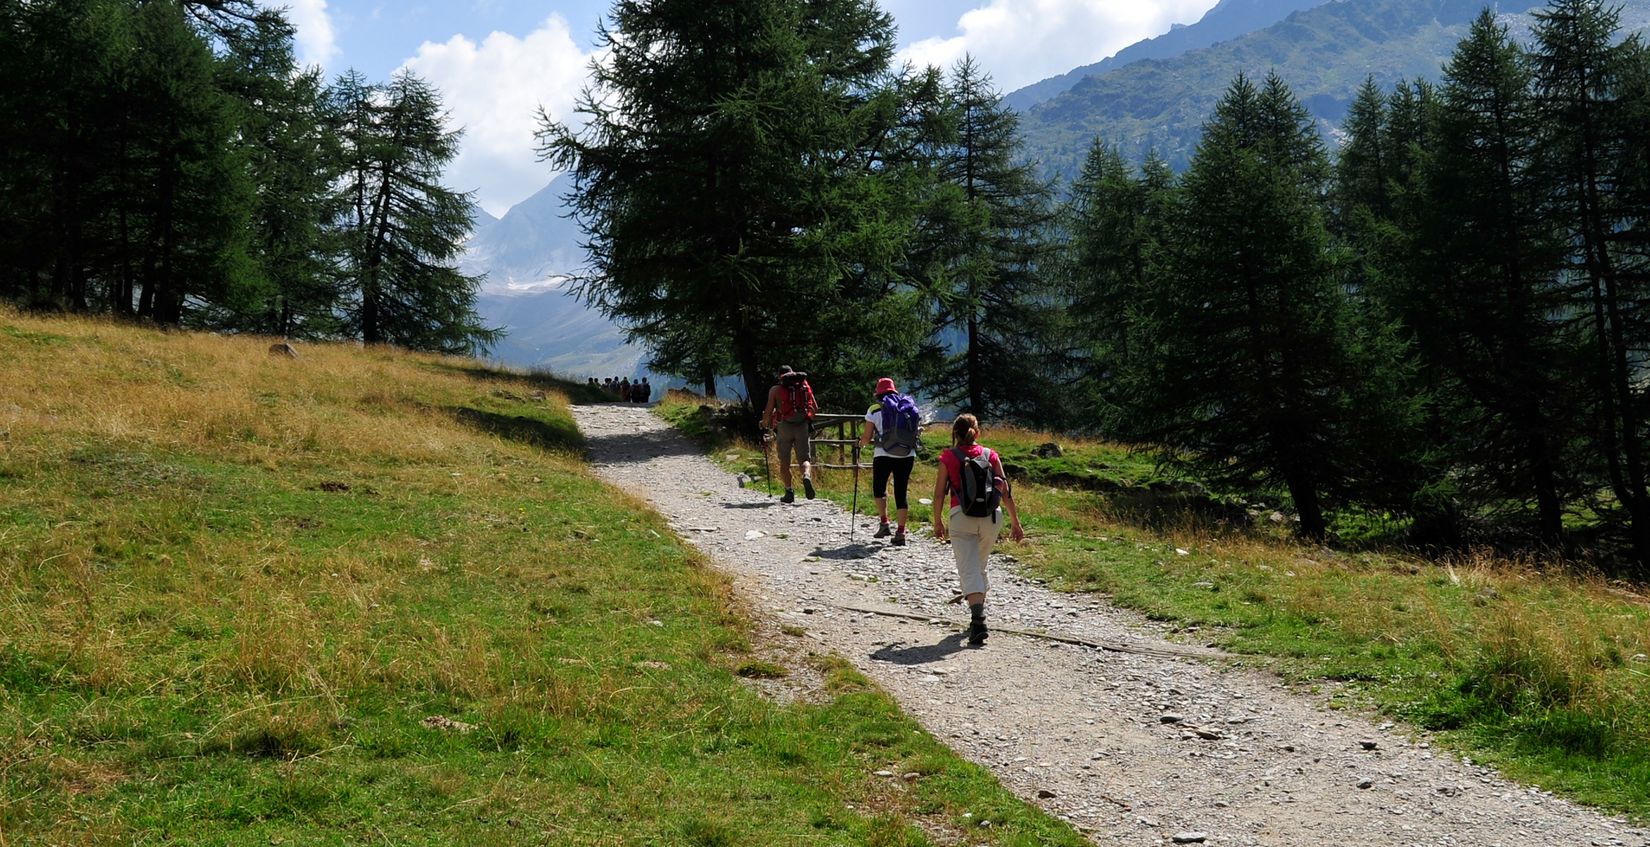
[574, 404, 1647, 847]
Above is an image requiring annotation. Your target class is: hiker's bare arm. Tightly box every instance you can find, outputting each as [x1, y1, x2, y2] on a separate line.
[761, 386, 779, 429]
[932, 468, 949, 539]
[858, 418, 874, 448]
[990, 453, 1025, 542]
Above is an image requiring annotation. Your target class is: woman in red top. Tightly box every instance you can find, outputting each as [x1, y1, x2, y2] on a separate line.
[933, 413, 1024, 646]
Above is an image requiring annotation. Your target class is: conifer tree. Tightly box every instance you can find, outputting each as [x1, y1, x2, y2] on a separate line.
[916, 56, 1058, 422]
[331, 70, 496, 354]
[539, 0, 930, 405]
[1135, 73, 1351, 540]
[1060, 142, 1171, 434]
[1531, 0, 1650, 568]
[210, 12, 343, 337]
[1417, 9, 1577, 544]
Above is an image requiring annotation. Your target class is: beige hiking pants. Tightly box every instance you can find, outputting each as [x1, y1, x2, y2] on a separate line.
[948, 506, 1002, 596]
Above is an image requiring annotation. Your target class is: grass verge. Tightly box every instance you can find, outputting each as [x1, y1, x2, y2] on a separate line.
[654, 392, 1650, 821]
[0, 310, 1086, 845]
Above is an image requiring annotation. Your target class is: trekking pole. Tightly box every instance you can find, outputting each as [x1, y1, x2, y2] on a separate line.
[849, 442, 860, 542]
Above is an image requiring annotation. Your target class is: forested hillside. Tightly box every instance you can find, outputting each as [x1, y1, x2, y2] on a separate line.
[0, 0, 492, 354]
[1017, 0, 1650, 176]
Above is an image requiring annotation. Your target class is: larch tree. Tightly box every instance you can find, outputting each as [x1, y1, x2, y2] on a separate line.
[537, 0, 933, 407]
[331, 70, 496, 354]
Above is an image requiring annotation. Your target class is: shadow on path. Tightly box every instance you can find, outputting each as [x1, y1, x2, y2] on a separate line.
[810, 542, 880, 560]
[581, 429, 705, 464]
[870, 632, 970, 666]
[722, 501, 776, 510]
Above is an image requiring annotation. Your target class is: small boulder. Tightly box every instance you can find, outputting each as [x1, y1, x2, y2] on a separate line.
[268, 341, 299, 359]
[1032, 442, 1063, 458]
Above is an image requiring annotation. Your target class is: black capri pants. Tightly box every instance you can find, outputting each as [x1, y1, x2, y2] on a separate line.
[871, 455, 916, 509]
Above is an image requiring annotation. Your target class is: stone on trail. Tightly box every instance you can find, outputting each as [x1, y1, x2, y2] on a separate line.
[745, 530, 766, 540]
[1172, 833, 1207, 844]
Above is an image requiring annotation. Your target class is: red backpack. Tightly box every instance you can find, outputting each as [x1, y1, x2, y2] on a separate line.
[778, 377, 816, 423]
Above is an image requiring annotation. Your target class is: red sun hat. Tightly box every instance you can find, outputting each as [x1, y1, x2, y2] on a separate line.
[874, 377, 897, 396]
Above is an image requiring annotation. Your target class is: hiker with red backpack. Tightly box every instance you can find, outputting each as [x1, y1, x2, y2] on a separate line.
[933, 413, 1024, 646]
[858, 377, 922, 545]
[761, 366, 817, 503]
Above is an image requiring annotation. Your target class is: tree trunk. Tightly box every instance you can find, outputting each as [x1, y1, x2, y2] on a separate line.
[1283, 464, 1327, 542]
[1528, 429, 1564, 547]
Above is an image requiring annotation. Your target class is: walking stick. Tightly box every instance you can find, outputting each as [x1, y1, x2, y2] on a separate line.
[849, 442, 860, 542]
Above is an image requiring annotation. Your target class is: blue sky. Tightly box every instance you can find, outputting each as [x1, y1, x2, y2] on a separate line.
[278, 0, 1219, 216]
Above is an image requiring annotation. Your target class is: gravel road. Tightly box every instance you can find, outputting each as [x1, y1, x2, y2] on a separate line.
[574, 403, 1647, 847]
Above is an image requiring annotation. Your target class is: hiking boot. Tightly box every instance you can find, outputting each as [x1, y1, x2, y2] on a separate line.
[874, 523, 892, 538]
[892, 528, 907, 546]
[803, 477, 816, 499]
[966, 618, 989, 646]
[780, 489, 795, 504]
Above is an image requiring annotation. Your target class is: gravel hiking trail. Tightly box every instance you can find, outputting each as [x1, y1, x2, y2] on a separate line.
[574, 403, 1647, 847]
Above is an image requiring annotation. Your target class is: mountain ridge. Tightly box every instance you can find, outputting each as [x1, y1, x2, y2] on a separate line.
[1003, 0, 1332, 112]
[1016, 0, 1650, 178]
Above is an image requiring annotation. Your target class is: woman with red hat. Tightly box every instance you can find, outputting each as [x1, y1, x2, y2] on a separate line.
[858, 376, 920, 545]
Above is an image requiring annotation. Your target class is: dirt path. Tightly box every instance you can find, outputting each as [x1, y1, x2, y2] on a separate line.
[574, 403, 1646, 847]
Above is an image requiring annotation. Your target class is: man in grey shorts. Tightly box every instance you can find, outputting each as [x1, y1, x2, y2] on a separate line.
[761, 366, 817, 503]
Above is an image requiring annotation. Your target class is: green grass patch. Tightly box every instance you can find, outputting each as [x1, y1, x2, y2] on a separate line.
[1, 313, 1086, 845]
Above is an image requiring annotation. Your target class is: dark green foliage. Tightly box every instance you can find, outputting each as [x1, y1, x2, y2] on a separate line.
[1530, 0, 1650, 573]
[539, 0, 932, 406]
[913, 56, 1061, 423]
[1121, 74, 1354, 540]
[0, 0, 490, 353]
[330, 71, 497, 355]
[1059, 143, 1172, 434]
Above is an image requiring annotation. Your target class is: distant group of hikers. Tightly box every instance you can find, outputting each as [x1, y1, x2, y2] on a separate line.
[760, 365, 1024, 647]
[589, 375, 651, 403]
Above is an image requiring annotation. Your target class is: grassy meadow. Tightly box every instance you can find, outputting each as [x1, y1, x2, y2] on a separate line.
[0, 310, 1089, 846]
[656, 393, 1650, 819]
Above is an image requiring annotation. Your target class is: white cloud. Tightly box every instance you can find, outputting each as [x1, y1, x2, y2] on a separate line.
[285, 0, 339, 68]
[899, 0, 1220, 93]
[400, 15, 597, 218]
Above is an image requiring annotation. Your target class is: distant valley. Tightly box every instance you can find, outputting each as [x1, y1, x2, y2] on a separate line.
[463, 178, 650, 381]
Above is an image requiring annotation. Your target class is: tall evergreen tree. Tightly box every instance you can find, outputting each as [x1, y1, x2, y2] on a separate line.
[917, 56, 1058, 422]
[1134, 74, 1351, 540]
[123, 0, 255, 325]
[1060, 142, 1172, 434]
[210, 12, 343, 337]
[1531, 0, 1650, 569]
[1416, 10, 1577, 544]
[331, 70, 496, 354]
[538, 0, 930, 406]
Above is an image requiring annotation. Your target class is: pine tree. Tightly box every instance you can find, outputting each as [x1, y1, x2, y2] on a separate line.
[1136, 73, 1351, 540]
[1060, 142, 1172, 435]
[123, 0, 255, 325]
[1415, 9, 1577, 545]
[538, 0, 929, 406]
[916, 56, 1058, 422]
[331, 70, 496, 354]
[1531, 0, 1650, 569]
[209, 12, 343, 338]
